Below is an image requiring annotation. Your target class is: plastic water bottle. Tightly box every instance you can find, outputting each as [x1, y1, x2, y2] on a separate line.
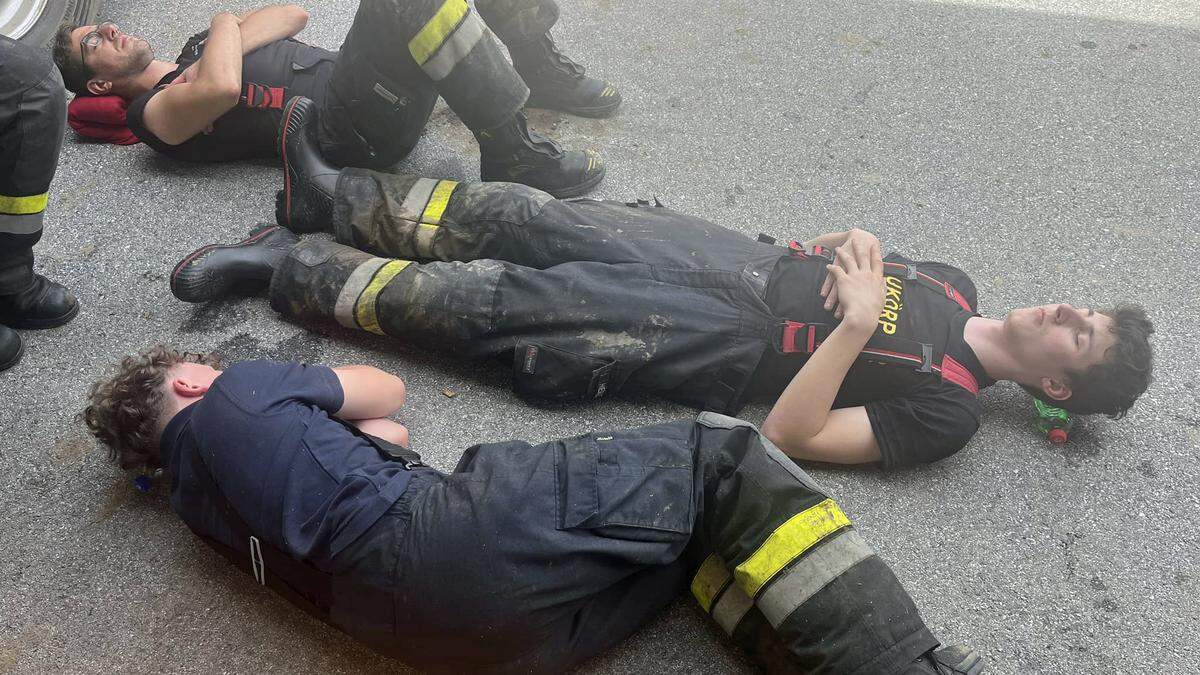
[1033, 399, 1073, 444]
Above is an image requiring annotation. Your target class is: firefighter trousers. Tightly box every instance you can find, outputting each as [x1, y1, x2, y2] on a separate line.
[317, 0, 558, 169]
[333, 414, 936, 673]
[0, 35, 66, 295]
[270, 170, 786, 413]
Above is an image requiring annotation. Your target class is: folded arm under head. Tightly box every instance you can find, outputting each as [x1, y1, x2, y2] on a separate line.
[82, 345, 408, 471]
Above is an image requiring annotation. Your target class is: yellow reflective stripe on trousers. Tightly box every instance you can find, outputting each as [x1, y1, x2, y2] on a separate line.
[756, 529, 874, 627]
[420, 11, 486, 81]
[690, 554, 732, 613]
[409, 0, 470, 65]
[422, 180, 458, 224]
[0, 192, 48, 215]
[354, 260, 412, 335]
[734, 499, 851, 598]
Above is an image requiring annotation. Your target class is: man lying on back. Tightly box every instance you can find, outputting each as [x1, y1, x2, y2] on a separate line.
[168, 111, 1155, 468]
[52, 1, 615, 196]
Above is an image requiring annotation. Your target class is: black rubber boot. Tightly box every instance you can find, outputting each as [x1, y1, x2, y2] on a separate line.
[171, 225, 299, 303]
[903, 646, 985, 675]
[512, 33, 621, 118]
[476, 112, 604, 198]
[0, 324, 24, 372]
[0, 274, 79, 329]
[277, 96, 339, 234]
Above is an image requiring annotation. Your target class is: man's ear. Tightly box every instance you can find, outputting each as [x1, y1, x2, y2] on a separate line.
[172, 378, 210, 399]
[86, 78, 112, 96]
[1040, 375, 1073, 402]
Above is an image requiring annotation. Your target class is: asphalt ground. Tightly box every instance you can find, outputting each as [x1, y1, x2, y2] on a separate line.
[2, 0, 1198, 672]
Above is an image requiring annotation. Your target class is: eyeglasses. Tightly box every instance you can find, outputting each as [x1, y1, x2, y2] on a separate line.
[79, 22, 118, 77]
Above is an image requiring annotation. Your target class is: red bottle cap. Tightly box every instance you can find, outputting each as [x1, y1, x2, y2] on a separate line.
[1048, 428, 1068, 445]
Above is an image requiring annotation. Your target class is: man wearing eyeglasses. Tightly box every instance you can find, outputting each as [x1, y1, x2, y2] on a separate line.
[0, 35, 81, 372]
[50, 2, 617, 197]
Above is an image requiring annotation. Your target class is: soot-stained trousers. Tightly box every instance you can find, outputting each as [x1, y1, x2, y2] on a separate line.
[271, 169, 787, 414]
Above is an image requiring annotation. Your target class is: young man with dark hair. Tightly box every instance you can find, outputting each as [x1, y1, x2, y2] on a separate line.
[83, 345, 983, 674]
[0, 34, 80, 372]
[51, 0, 616, 197]
[167, 102, 1155, 469]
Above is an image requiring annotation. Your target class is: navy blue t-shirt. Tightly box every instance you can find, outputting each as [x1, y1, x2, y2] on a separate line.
[159, 360, 413, 567]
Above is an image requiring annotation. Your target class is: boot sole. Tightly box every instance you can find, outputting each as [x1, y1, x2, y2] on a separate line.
[170, 225, 280, 303]
[525, 99, 622, 119]
[544, 164, 607, 199]
[5, 299, 80, 330]
[0, 332, 25, 372]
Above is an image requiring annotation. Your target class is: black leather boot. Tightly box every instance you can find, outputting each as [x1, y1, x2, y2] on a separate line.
[277, 96, 339, 234]
[477, 112, 604, 198]
[171, 224, 299, 303]
[0, 324, 24, 372]
[512, 33, 621, 118]
[0, 274, 79, 329]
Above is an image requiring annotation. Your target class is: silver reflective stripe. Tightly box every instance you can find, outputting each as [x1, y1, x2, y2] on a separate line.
[757, 529, 874, 627]
[399, 178, 439, 222]
[333, 257, 388, 329]
[0, 211, 44, 235]
[712, 583, 754, 636]
[420, 11, 487, 81]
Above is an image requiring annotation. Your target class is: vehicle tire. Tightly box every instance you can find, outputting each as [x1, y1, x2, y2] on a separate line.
[1, 0, 101, 47]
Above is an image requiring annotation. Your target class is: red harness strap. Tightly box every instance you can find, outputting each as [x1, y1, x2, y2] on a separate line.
[242, 82, 286, 109]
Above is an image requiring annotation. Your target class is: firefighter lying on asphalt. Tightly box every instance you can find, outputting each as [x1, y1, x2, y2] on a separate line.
[167, 96, 1155, 470]
[84, 348, 984, 674]
[52, 1, 613, 197]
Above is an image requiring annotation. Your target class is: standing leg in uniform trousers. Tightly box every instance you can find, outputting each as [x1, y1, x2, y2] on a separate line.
[0, 36, 80, 372]
[307, 0, 610, 202]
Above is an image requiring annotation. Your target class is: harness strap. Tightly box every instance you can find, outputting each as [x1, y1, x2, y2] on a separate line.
[786, 241, 974, 313]
[242, 82, 287, 110]
[775, 320, 980, 395]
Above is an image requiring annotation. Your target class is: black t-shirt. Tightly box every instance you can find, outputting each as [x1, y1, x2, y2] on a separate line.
[753, 252, 995, 468]
[126, 32, 334, 162]
[158, 360, 414, 568]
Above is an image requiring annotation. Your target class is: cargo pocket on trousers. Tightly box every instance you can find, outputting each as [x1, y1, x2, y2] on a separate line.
[512, 341, 618, 401]
[555, 434, 695, 544]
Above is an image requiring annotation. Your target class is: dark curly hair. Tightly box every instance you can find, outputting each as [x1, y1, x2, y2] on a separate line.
[83, 346, 217, 471]
[53, 24, 92, 95]
[1025, 304, 1154, 418]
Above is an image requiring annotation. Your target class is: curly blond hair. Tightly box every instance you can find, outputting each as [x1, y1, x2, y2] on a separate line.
[83, 346, 217, 471]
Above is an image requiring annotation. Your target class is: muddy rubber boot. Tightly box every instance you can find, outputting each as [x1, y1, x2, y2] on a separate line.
[476, 112, 604, 198]
[277, 96, 339, 234]
[903, 646, 985, 675]
[512, 32, 621, 118]
[171, 225, 299, 303]
[0, 324, 24, 372]
[0, 275, 79, 329]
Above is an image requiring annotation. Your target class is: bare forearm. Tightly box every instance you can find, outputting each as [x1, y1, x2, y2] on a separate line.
[237, 5, 309, 53]
[196, 13, 243, 96]
[763, 320, 873, 443]
[332, 365, 407, 420]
